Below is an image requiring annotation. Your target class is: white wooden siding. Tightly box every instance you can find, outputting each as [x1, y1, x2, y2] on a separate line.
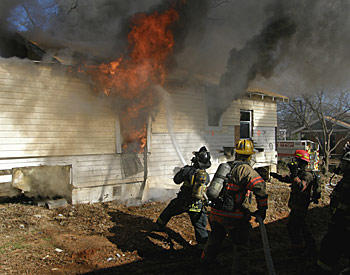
[222, 98, 277, 127]
[146, 87, 236, 200]
[0, 154, 144, 203]
[152, 88, 206, 133]
[0, 60, 116, 158]
[252, 126, 276, 151]
[146, 129, 234, 199]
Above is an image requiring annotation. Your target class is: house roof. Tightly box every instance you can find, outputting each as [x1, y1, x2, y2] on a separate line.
[0, 32, 47, 60]
[246, 87, 289, 101]
[324, 116, 350, 129]
[291, 115, 350, 134]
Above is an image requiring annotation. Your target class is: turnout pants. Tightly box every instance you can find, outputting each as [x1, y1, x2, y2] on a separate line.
[201, 212, 251, 272]
[318, 211, 350, 273]
[157, 197, 208, 244]
[287, 209, 315, 248]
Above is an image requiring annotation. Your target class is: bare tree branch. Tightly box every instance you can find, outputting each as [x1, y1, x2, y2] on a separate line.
[67, 0, 79, 15]
[279, 91, 349, 173]
[22, 4, 36, 27]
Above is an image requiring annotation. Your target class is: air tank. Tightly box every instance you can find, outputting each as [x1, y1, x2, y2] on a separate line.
[207, 163, 231, 200]
[192, 169, 208, 200]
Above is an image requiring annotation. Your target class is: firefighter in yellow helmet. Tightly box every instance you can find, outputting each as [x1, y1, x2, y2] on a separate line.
[201, 139, 268, 272]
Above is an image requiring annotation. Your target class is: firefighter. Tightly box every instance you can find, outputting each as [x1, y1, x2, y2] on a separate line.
[316, 145, 350, 274]
[270, 149, 321, 254]
[155, 146, 211, 247]
[201, 139, 268, 272]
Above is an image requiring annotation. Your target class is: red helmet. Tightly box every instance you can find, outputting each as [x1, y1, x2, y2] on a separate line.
[295, 150, 310, 163]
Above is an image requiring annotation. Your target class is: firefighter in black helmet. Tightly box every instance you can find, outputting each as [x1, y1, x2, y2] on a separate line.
[316, 142, 350, 274]
[201, 139, 268, 273]
[155, 146, 211, 248]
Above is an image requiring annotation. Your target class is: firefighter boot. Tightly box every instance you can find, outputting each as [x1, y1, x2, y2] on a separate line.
[231, 245, 250, 275]
[154, 217, 166, 232]
[288, 243, 305, 256]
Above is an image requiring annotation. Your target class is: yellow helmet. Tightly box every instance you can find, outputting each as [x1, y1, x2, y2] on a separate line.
[235, 139, 254, 155]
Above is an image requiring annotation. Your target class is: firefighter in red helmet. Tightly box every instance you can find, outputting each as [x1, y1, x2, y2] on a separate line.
[271, 149, 321, 254]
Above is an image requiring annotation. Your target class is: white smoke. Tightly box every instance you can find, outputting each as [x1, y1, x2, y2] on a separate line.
[156, 85, 187, 166]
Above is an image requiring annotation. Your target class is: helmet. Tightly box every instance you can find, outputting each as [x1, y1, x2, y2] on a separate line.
[192, 146, 211, 169]
[235, 139, 254, 155]
[295, 150, 310, 163]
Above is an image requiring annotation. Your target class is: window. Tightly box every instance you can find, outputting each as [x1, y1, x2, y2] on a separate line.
[240, 110, 252, 138]
[206, 87, 222, 127]
[116, 115, 152, 154]
[207, 108, 222, 127]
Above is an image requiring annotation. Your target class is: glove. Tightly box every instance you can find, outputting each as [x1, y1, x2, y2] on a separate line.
[253, 208, 266, 222]
[182, 165, 193, 177]
[288, 162, 298, 178]
[311, 192, 321, 204]
[270, 172, 279, 179]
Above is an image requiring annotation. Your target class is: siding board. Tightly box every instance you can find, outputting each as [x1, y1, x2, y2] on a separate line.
[222, 98, 277, 127]
[0, 60, 116, 158]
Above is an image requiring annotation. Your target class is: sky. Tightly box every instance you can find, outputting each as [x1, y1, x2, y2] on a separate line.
[8, 0, 58, 32]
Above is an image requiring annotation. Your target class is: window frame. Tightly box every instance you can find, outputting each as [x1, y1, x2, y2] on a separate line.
[115, 115, 152, 154]
[240, 109, 253, 138]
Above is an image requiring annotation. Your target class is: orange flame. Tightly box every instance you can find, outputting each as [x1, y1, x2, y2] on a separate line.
[87, 8, 179, 152]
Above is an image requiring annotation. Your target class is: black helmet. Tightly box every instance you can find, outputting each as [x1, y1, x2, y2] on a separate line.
[192, 146, 211, 169]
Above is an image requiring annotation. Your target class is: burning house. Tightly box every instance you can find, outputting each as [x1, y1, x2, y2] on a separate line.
[0, 56, 287, 204]
[0, 1, 293, 204]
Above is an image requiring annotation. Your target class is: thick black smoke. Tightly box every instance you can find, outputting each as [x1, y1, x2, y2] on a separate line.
[250, 1, 350, 96]
[0, 0, 166, 62]
[0, 0, 208, 64]
[207, 13, 296, 119]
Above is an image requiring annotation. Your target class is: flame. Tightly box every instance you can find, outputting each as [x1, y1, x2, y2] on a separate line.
[86, 8, 179, 152]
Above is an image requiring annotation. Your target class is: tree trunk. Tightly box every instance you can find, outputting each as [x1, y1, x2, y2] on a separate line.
[323, 152, 329, 174]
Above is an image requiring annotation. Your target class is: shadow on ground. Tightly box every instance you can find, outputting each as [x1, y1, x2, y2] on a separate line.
[84, 205, 337, 275]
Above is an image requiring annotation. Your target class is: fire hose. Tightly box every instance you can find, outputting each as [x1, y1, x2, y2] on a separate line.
[256, 215, 276, 275]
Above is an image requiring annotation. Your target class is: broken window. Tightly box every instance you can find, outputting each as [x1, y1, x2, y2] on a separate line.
[240, 110, 252, 138]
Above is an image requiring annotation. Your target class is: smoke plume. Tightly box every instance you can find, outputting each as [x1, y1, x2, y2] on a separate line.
[1, 0, 350, 110]
[178, 0, 350, 97]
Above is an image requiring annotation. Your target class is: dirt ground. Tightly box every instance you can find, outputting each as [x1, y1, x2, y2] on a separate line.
[0, 175, 341, 275]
